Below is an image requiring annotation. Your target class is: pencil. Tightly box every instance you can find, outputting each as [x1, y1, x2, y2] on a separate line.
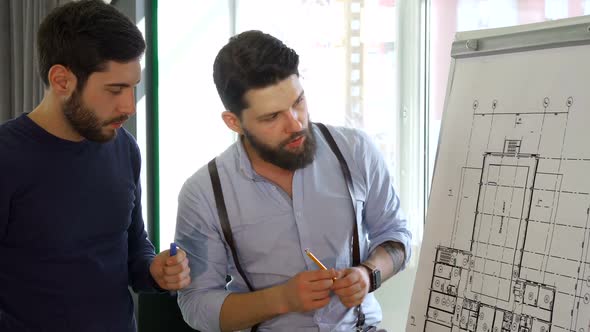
[305, 249, 337, 281]
[305, 248, 328, 270]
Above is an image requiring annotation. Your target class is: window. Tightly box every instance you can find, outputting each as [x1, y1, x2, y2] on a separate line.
[428, 0, 590, 192]
[156, 1, 425, 329]
[153, 0, 590, 329]
[235, 1, 422, 328]
[157, 2, 234, 247]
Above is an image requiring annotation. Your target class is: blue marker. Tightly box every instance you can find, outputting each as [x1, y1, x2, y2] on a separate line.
[170, 242, 177, 257]
[169, 242, 178, 296]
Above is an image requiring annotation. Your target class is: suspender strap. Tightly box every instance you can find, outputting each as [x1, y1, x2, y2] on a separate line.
[314, 122, 365, 329]
[208, 159, 260, 332]
[208, 159, 256, 292]
[314, 122, 361, 267]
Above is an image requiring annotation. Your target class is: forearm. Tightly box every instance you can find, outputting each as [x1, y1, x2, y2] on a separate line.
[127, 217, 158, 291]
[129, 255, 159, 292]
[219, 284, 287, 332]
[364, 241, 406, 281]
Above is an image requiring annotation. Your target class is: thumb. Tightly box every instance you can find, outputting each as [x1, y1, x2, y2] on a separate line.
[166, 248, 186, 265]
[332, 269, 345, 279]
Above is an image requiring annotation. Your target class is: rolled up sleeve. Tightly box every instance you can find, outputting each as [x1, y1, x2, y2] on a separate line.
[175, 174, 231, 332]
[358, 131, 413, 269]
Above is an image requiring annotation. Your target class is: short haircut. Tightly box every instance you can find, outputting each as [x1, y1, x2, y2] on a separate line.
[213, 30, 299, 118]
[37, 0, 146, 90]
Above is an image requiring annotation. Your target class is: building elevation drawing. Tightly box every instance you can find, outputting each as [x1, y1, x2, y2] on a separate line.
[407, 18, 590, 332]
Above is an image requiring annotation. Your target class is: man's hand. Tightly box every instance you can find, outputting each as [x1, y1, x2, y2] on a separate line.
[279, 269, 337, 313]
[149, 248, 191, 291]
[331, 267, 370, 308]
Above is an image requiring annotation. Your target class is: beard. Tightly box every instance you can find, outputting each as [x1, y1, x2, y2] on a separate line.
[242, 125, 317, 171]
[62, 90, 128, 143]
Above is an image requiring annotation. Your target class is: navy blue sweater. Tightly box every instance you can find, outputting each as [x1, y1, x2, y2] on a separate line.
[0, 114, 157, 331]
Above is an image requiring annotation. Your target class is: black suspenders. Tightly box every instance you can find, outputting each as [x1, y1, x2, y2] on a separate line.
[208, 122, 366, 331]
[315, 123, 366, 331]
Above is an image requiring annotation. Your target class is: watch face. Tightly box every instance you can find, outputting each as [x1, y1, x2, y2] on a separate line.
[373, 269, 381, 291]
[361, 262, 381, 292]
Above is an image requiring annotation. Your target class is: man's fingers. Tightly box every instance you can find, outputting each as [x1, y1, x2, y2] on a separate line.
[331, 275, 354, 290]
[331, 267, 364, 290]
[163, 265, 191, 283]
[333, 269, 345, 279]
[308, 279, 333, 291]
[166, 249, 187, 265]
[163, 257, 189, 275]
[338, 289, 365, 307]
[158, 268, 192, 288]
[333, 283, 361, 297]
[306, 268, 337, 281]
[161, 275, 192, 291]
[308, 290, 331, 301]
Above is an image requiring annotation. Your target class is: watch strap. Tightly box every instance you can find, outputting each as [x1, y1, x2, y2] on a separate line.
[360, 262, 378, 292]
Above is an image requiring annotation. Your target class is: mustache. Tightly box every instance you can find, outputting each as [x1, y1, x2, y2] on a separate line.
[279, 130, 308, 148]
[104, 115, 129, 126]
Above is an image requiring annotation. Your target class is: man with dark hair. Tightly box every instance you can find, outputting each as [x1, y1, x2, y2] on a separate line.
[176, 30, 411, 331]
[0, 1, 190, 331]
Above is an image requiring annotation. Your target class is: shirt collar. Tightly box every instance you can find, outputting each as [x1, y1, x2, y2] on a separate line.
[235, 136, 263, 181]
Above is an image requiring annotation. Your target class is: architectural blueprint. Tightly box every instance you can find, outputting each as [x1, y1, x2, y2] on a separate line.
[407, 22, 590, 332]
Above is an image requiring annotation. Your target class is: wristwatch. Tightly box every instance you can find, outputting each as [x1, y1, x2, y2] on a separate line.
[360, 261, 381, 293]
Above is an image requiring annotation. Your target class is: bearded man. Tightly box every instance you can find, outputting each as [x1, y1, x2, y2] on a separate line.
[0, 1, 190, 331]
[175, 30, 411, 332]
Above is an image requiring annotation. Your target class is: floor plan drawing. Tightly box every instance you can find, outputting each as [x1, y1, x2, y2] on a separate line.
[407, 20, 590, 332]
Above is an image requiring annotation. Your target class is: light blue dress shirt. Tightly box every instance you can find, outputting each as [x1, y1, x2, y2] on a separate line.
[175, 124, 412, 331]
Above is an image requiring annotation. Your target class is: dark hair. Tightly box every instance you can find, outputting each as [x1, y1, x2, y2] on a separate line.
[37, 0, 146, 90]
[213, 30, 300, 118]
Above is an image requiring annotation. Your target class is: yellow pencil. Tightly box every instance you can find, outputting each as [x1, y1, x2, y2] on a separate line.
[305, 249, 337, 281]
[305, 248, 328, 270]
